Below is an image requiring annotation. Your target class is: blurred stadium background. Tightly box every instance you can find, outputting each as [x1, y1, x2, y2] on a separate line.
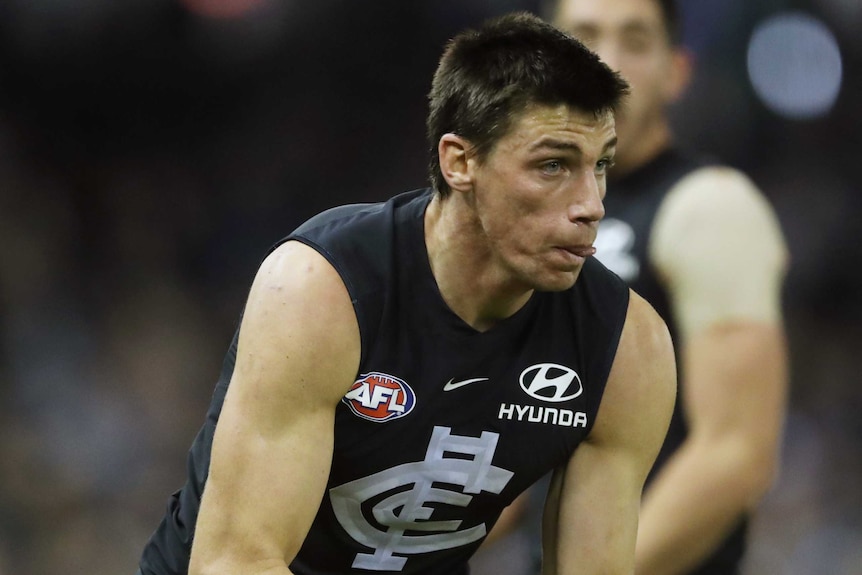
[0, 0, 860, 573]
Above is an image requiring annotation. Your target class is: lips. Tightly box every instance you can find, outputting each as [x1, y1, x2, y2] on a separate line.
[561, 245, 596, 258]
[552, 244, 596, 267]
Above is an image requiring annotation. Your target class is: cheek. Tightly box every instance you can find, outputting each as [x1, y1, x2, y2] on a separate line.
[474, 169, 564, 240]
[480, 176, 544, 218]
[474, 191, 522, 243]
[483, 200, 546, 249]
[510, 205, 565, 243]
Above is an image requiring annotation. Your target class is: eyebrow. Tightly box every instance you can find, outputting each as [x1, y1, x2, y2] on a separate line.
[621, 21, 657, 35]
[529, 138, 583, 153]
[529, 136, 618, 154]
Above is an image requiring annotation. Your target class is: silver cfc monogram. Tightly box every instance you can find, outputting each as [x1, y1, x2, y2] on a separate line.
[329, 426, 514, 571]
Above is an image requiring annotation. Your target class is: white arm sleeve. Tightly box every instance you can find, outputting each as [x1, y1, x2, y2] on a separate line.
[649, 166, 789, 339]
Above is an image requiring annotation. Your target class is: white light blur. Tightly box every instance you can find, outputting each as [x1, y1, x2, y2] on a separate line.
[746, 11, 843, 120]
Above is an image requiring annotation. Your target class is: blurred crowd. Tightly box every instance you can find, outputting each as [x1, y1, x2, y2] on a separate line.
[0, 0, 860, 573]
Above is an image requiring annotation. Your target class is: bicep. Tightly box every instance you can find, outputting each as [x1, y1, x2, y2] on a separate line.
[546, 292, 676, 574]
[190, 241, 361, 573]
[651, 167, 789, 460]
[682, 322, 787, 460]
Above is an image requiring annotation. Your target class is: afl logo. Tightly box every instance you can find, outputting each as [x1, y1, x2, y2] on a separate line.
[343, 372, 416, 423]
[519, 363, 582, 403]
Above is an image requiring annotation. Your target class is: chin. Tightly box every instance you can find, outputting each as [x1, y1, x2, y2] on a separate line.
[533, 268, 582, 292]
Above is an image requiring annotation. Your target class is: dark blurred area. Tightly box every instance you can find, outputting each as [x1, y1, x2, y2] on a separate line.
[0, 0, 859, 573]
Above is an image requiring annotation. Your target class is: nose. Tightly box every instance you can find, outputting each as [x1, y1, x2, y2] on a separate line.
[568, 169, 605, 225]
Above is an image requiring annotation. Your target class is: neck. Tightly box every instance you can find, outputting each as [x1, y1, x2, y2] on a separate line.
[613, 119, 673, 179]
[424, 193, 533, 332]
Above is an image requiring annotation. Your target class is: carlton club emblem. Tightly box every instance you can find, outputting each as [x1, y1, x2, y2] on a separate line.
[330, 426, 514, 571]
[343, 372, 416, 423]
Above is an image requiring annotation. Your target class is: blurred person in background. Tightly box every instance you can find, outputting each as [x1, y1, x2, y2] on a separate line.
[474, 1, 790, 574]
[137, 12, 677, 575]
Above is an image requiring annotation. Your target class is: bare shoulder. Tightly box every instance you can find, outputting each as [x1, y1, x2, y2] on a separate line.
[190, 240, 361, 571]
[253, 239, 349, 297]
[235, 239, 361, 408]
[590, 290, 676, 457]
[609, 290, 676, 408]
[651, 165, 787, 264]
[649, 165, 788, 337]
[658, 165, 776, 222]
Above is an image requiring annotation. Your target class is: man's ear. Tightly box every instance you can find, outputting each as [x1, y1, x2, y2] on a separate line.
[665, 46, 693, 103]
[438, 133, 474, 193]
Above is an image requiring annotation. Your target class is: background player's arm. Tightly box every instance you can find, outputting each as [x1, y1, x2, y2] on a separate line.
[189, 241, 361, 575]
[635, 167, 789, 575]
[542, 291, 676, 575]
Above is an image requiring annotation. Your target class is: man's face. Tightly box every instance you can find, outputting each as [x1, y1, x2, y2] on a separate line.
[554, 0, 682, 170]
[468, 103, 617, 292]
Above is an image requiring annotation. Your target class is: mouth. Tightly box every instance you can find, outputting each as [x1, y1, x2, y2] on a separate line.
[554, 244, 596, 265]
[562, 245, 596, 257]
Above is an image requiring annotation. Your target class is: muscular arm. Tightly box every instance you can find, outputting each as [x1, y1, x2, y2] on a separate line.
[189, 241, 361, 575]
[635, 167, 789, 575]
[543, 291, 677, 575]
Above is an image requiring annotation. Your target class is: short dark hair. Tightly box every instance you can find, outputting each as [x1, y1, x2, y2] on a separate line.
[426, 11, 628, 197]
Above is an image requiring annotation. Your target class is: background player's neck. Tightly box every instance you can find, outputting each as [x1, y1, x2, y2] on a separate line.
[612, 119, 673, 180]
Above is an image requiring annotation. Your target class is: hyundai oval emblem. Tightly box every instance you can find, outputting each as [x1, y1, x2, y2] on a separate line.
[519, 363, 582, 402]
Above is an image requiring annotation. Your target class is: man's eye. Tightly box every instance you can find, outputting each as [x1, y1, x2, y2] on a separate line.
[596, 158, 616, 173]
[542, 160, 563, 175]
[622, 34, 652, 54]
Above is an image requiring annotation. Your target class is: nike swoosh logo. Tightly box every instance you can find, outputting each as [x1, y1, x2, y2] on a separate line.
[443, 377, 490, 391]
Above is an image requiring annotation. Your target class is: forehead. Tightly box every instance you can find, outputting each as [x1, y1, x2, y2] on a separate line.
[556, 0, 667, 35]
[496, 103, 616, 152]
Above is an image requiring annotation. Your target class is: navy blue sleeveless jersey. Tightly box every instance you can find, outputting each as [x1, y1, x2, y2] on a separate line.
[139, 188, 630, 575]
[596, 149, 748, 575]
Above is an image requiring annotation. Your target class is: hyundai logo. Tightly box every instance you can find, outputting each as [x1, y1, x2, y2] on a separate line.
[519, 363, 582, 402]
